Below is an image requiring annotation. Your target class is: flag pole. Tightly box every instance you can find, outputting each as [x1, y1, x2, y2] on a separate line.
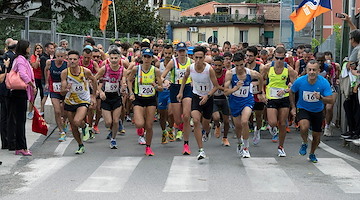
[112, 1, 118, 39]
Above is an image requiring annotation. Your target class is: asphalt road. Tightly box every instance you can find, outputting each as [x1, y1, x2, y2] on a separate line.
[1, 119, 360, 200]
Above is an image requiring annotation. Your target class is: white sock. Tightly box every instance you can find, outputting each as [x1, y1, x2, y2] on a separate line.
[243, 139, 249, 148]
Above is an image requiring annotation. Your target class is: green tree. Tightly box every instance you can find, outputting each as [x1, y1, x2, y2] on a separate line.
[105, 0, 165, 37]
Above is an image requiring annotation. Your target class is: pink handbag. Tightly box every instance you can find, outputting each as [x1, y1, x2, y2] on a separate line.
[5, 60, 27, 90]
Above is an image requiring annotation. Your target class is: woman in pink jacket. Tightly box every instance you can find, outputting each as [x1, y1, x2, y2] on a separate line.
[8, 40, 36, 156]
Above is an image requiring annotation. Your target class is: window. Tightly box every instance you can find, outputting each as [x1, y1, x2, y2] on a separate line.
[248, 8, 256, 16]
[187, 31, 191, 41]
[198, 33, 206, 42]
[240, 31, 248, 43]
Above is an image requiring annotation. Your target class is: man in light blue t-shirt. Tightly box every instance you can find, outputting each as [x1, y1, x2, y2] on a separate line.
[290, 60, 334, 163]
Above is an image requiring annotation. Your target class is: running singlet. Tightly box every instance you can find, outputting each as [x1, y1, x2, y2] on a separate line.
[266, 62, 289, 99]
[49, 60, 67, 93]
[229, 68, 254, 103]
[214, 68, 226, 98]
[102, 63, 124, 95]
[64, 67, 90, 105]
[298, 59, 307, 75]
[171, 57, 192, 84]
[134, 65, 156, 97]
[79, 59, 97, 75]
[160, 59, 171, 81]
[190, 63, 213, 96]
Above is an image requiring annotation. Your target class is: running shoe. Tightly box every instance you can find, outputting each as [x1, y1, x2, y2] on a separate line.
[63, 123, 69, 133]
[309, 154, 318, 163]
[27, 111, 34, 120]
[202, 130, 208, 142]
[161, 130, 168, 144]
[215, 125, 221, 138]
[75, 145, 85, 154]
[269, 126, 278, 136]
[176, 130, 183, 141]
[107, 131, 112, 140]
[145, 146, 154, 156]
[271, 134, 278, 143]
[137, 128, 144, 136]
[138, 136, 146, 145]
[323, 127, 332, 137]
[260, 124, 267, 131]
[253, 129, 261, 145]
[182, 144, 191, 155]
[110, 140, 118, 149]
[58, 132, 66, 142]
[242, 148, 251, 158]
[89, 129, 95, 139]
[286, 126, 291, 133]
[168, 128, 175, 142]
[237, 143, 244, 157]
[93, 125, 100, 134]
[126, 115, 132, 122]
[197, 149, 206, 160]
[299, 143, 308, 156]
[222, 138, 230, 146]
[118, 120, 125, 136]
[278, 146, 286, 157]
[82, 124, 90, 142]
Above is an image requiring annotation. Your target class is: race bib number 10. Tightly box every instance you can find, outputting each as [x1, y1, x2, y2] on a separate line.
[233, 86, 249, 97]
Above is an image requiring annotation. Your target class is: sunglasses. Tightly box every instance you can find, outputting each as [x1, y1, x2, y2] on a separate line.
[275, 57, 285, 60]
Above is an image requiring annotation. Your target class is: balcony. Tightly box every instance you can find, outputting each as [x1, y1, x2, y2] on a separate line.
[179, 14, 265, 25]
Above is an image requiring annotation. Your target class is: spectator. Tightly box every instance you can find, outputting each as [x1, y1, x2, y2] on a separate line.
[7, 39, 36, 156]
[0, 49, 10, 149]
[39, 42, 55, 115]
[59, 39, 68, 49]
[27, 43, 44, 119]
[0, 39, 17, 150]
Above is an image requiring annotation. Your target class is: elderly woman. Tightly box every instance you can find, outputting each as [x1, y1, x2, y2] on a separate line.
[8, 40, 36, 156]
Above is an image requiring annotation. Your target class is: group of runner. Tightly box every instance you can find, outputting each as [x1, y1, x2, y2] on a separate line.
[40, 38, 339, 162]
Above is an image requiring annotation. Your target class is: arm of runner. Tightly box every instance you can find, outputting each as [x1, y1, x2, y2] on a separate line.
[289, 90, 297, 119]
[121, 69, 128, 94]
[261, 63, 270, 81]
[224, 70, 239, 96]
[127, 66, 137, 101]
[44, 59, 51, 90]
[251, 69, 266, 103]
[161, 59, 173, 82]
[176, 66, 190, 102]
[60, 69, 70, 96]
[122, 59, 130, 69]
[294, 60, 300, 75]
[315, 92, 334, 104]
[95, 67, 106, 100]
[92, 61, 100, 73]
[84, 68, 98, 108]
[288, 67, 298, 84]
[94, 65, 105, 80]
[153, 68, 163, 92]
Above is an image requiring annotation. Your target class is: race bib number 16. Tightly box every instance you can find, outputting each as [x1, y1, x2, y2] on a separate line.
[303, 91, 319, 102]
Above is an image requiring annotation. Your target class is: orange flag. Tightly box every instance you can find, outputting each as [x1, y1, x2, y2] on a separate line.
[99, 0, 113, 31]
[289, 0, 332, 32]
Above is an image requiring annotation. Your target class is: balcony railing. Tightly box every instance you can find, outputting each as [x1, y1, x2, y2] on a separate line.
[180, 14, 265, 24]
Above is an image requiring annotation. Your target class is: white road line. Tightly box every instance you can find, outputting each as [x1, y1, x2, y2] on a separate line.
[75, 157, 142, 193]
[163, 156, 209, 192]
[242, 158, 298, 193]
[314, 158, 360, 193]
[308, 135, 360, 165]
[17, 157, 76, 192]
[54, 138, 74, 156]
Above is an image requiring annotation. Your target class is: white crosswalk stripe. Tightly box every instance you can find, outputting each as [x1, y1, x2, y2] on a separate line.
[163, 156, 209, 192]
[314, 158, 360, 193]
[242, 157, 299, 193]
[75, 157, 143, 193]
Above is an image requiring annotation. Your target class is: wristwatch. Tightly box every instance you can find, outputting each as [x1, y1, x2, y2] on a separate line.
[207, 94, 211, 98]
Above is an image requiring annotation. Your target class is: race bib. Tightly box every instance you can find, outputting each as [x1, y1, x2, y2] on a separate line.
[195, 82, 211, 93]
[71, 83, 85, 94]
[233, 86, 249, 97]
[252, 81, 259, 94]
[105, 82, 119, 93]
[303, 91, 319, 102]
[139, 85, 155, 96]
[214, 89, 224, 96]
[270, 87, 284, 98]
[52, 82, 62, 92]
[176, 69, 186, 82]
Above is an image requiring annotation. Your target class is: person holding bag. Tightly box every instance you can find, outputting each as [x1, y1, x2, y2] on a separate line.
[7, 39, 36, 156]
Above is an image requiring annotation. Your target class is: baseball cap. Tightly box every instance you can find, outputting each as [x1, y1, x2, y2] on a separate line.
[83, 45, 93, 51]
[176, 42, 187, 51]
[142, 38, 151, 43]
[187, 46, 194, 55]
[142, 48, 153, 57]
